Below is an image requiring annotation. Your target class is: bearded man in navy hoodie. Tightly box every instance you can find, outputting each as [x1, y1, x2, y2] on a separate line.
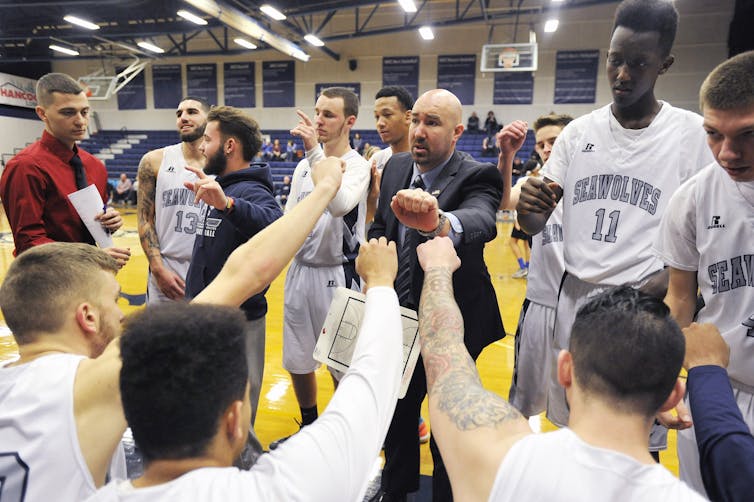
[184, 106, 283, 460]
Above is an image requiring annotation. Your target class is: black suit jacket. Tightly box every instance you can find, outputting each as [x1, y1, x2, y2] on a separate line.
[369, 150, 505, 356]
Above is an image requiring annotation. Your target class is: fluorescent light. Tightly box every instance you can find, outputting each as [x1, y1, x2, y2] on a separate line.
[544, 19, 559, 33]
[234, 37, 257, 49]
[398, 0, 417, 13]
[418, 26, 434, 40]
[304, 34, 324, 47]
[177, 9, 208, 25]
[49, 44, 79, 56]
[552, 0, 565, 3]
[260, 4, 286, 21]
[291, 48, 310, 62]
[137, 41, 165, 53]
[63, 15, 100, 30]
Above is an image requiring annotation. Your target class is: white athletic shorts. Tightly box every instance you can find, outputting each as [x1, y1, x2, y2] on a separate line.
[546, 272, 668, 451]
[509, 299, 556, 417]
[146, 256, 190, 304]
[678, 384, 754, 497]
[282, 259, 359, 374]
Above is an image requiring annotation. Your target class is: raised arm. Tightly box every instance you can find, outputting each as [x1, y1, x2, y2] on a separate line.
[516, 176, 561, 235]
[496, 121, 528, 210]
[683, 322, 754, 501]
[192, 157, 344, 307]
[137, 150, 185, 299]
[416, 237, 531, 501]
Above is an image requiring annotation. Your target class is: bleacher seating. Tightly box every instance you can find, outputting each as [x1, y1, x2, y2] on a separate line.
[85, 128, 536, 188]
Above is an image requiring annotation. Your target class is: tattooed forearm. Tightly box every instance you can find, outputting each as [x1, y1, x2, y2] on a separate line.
[420, 267, 523, 430]
[136, 155, 162, 265]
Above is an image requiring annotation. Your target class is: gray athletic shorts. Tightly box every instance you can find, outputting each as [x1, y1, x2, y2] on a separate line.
[509, 299, 556, 417]
[282, 259, 360, 374]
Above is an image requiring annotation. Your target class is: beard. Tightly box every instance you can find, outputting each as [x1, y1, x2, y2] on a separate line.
[204, 148, 228, 176]
[180, 122, 206, 143]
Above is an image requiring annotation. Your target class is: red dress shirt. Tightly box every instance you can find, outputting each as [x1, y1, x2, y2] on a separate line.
[0, 130, 109, 255]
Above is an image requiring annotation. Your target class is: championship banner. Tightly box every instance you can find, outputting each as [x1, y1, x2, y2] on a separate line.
[0, 72, 37, 108]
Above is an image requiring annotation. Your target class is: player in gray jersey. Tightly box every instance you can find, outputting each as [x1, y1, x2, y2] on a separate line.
[655, 50, 754, 497]
[138, 97, 209, 303]
[273, 87, 370, 448]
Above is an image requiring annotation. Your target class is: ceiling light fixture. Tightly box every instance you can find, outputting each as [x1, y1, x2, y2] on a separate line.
[49, 44, 80, 56]
[544, 19, 559, 33]
[177, 9, 208, 25]
[398, 0, 417, 13]
[63, 15, 100, 30]
[418, 26, 434, 40]
[304, 34, 324, 47]
[184, 0, 310, 62]
[137, 41, 165, 53]
[234, 37, 257, 49]
[260, 4, 286, 21]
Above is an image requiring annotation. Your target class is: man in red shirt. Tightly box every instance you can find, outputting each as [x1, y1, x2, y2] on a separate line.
[0, 73, 129, 266]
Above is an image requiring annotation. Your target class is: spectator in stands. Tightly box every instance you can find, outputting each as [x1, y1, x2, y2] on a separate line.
[512, 156, 524, 183]
[113, 173, 133, 205]
[482, 134, 498, 157]
[0, 72, 129, 267]
[352, 132, 364, 154]
[484, 110, 499, 136]
[261, 138, 273, 160]
[270, 138, 284, 161]
[285, 139, 299, 160]
[275, 175, 292, 209]
[467, 111, 481, 133]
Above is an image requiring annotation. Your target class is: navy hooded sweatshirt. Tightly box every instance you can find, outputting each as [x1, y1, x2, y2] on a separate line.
[185, 163, 283, 320]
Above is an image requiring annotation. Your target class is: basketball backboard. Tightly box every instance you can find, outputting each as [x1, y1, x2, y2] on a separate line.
[481, 43, 538, 72]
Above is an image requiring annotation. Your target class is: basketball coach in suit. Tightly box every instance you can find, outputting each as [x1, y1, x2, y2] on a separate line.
[368, 89, 505, 501]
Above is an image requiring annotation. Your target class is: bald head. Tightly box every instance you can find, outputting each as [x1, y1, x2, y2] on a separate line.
[409, 89, 465, 172]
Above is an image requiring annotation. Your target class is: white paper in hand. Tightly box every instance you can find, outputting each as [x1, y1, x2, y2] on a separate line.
[314, 287, 421, 398]
[67, 184, 114, 248]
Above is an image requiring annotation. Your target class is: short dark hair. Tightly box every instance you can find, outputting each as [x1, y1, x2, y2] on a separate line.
[570, 286, 684, 418]
[119, 303, 249, 463]
[533, 113, 573, 132]
[612, 0, 679, 58]
[181, 95, 211, 112]
[375, 86, 414, 112]
[700, 50, 754, 111]
[0, 243, 118, 344]
[207, 105, 263, 161]
[36, 73, 84, 106]
[321, 86, 359, 118]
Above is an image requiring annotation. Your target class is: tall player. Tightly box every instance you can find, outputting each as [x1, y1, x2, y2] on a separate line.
[274, 87, 370, 447]
[498, 114, 573, 420]
[654, 50, 754, 495]
[516, 0, 714, 451]
[137, 97, 210, 303]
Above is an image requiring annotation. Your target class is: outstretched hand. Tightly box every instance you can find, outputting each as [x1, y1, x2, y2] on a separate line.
[290, 109, 319, 151]
[356, 237, 398, 290]
[390, 188, 440, 232]
[497, 120, 528, 156]
[183, 165, 227, 209]
[417, 236, 460, 273]
[683, 322, 730, 370]
[517, 177, 560, 214]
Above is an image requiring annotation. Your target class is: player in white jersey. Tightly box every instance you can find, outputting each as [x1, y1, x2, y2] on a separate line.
[498, 114, 573, 418]
[138, 97, 209, 303]
[0, 157, 347, 502]
[654, 50, 754, 496]
[413, 237, 703, 501]
[87, 239, 402, 502]
[276, 87, 370, 446]
[516, 0, 714, 445]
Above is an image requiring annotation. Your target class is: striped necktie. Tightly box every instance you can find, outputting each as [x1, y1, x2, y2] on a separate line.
[394, 174, 425, 308]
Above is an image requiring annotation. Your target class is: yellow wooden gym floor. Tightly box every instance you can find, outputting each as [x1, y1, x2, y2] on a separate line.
[0, 206, 681, 477]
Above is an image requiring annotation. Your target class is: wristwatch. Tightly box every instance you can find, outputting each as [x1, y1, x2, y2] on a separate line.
[418, 210, 447, 238]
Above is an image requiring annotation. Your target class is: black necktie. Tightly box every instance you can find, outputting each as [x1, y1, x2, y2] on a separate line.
[70, 148, 88, 190]
[394, 175, 425, 308]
